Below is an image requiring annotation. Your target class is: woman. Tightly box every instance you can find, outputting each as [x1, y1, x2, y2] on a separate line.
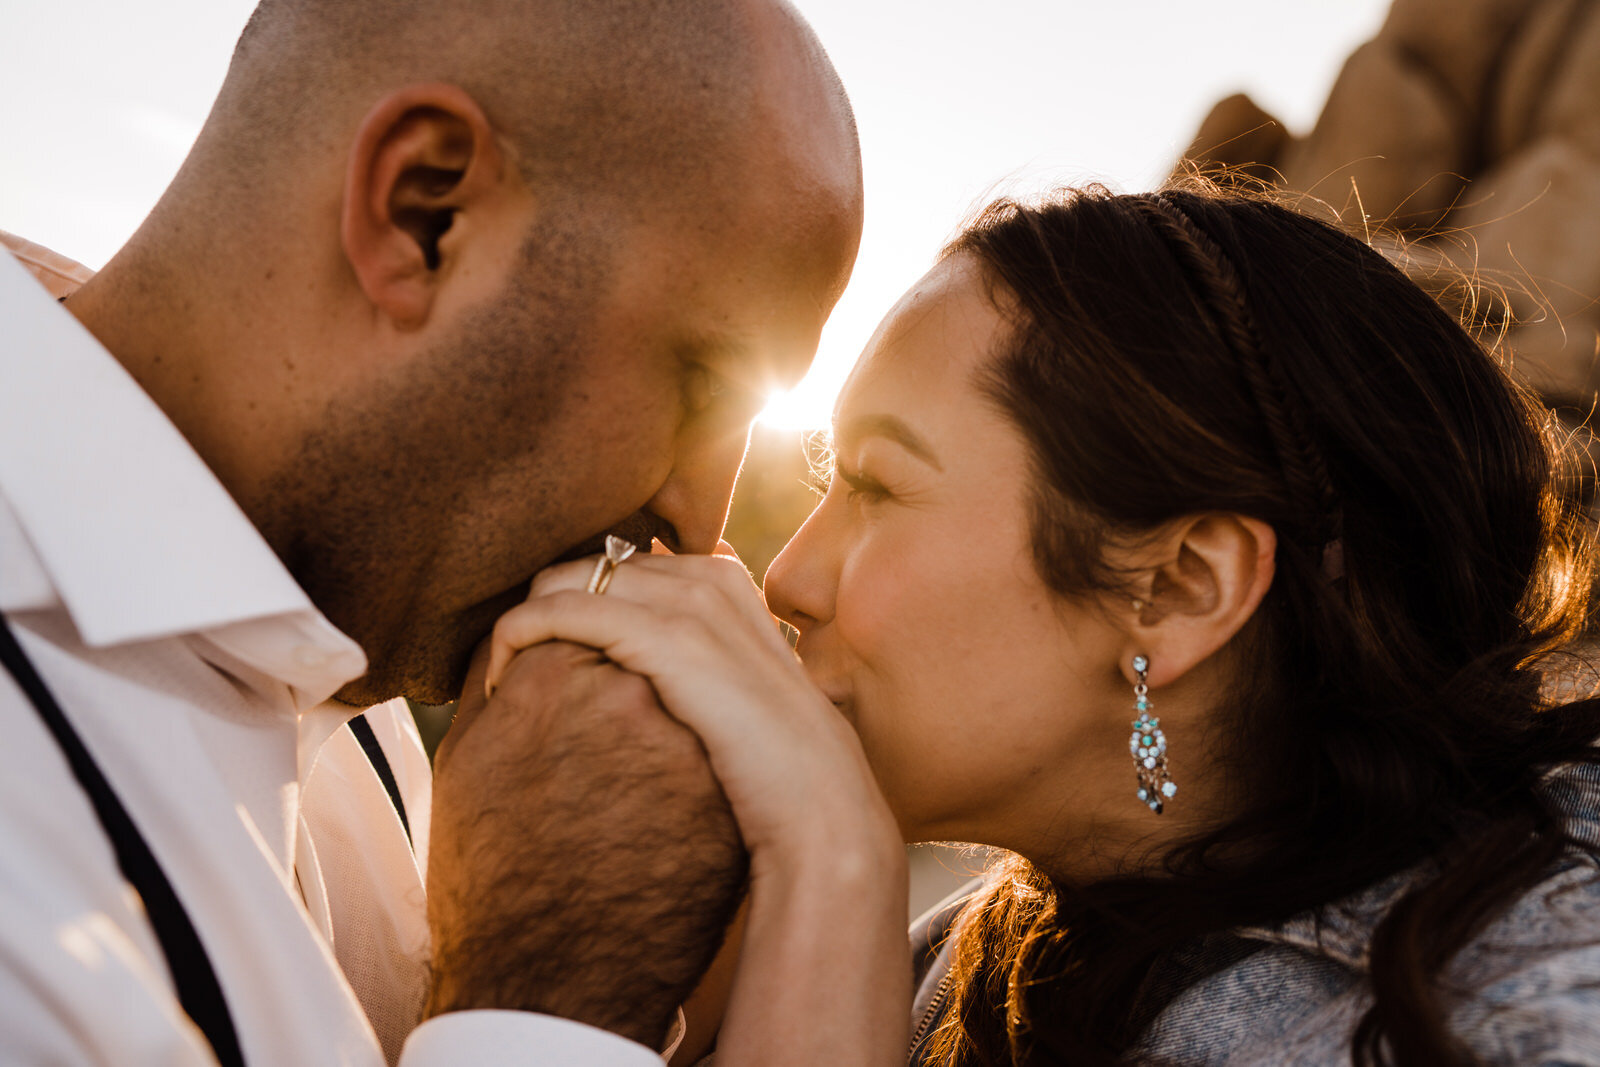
[485, 185, 1600, 1065]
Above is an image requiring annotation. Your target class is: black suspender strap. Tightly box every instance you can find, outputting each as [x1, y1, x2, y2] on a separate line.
[0, 615, 246, 1067]
[349, 712, 411, 844]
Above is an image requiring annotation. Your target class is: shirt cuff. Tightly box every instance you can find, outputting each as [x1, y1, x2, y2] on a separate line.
[401, 1010, 664, 1066]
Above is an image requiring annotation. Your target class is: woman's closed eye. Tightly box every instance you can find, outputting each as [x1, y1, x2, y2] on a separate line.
[838, 465, 890, 505]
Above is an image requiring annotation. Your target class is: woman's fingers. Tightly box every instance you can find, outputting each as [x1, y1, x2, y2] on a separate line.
[483, 548, 899, 872]
[631, 554, 793, 657]
[625, 556, 792, 654]
[488, 571, 789, 692]
[485, 589, 663, 697]
[526, 552, 791, 658]
[482, 590, 818, 774]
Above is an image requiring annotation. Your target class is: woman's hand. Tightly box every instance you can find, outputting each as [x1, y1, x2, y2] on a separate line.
[484, 546, 900, 871]
[484, 545, 911, 1066]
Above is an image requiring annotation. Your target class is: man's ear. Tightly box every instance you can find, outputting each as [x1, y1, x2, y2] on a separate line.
[1121, 513, 1277, 689]
[340, 82, 511, 330]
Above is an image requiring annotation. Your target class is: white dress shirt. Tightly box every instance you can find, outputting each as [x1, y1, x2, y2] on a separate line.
[0, 245, 662, 1065]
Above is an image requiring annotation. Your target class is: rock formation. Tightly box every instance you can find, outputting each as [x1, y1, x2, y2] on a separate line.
[1182, 0, 1600, 409]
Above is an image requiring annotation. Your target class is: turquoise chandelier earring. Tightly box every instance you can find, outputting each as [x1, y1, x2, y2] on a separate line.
[1129, 655, 1176, 814]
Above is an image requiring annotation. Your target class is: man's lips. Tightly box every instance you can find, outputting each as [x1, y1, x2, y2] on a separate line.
[551, 511, 671, 564]
[480, 513, 670, 624]
[468, 513, 675, 666]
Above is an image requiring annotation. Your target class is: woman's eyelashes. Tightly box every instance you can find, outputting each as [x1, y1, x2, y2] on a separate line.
[836, 464, 890, 505]
[807, 438, 896, 505]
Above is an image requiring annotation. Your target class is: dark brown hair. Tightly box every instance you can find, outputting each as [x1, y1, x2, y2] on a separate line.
[925, 185, 1600, 1065]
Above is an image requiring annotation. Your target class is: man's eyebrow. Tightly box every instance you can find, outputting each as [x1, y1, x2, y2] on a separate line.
[835, 414, 944, 470]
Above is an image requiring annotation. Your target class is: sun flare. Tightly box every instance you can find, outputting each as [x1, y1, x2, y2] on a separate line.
[758, 386, 833, 431]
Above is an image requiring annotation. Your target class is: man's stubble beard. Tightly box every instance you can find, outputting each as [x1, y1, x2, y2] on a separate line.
[255, 216, 616, 706]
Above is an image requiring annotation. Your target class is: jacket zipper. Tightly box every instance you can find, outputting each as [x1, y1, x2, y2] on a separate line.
[907, 967, 955, 1061]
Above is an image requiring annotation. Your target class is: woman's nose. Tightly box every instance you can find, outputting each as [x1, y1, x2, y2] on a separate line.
[763, 505, 836, 632]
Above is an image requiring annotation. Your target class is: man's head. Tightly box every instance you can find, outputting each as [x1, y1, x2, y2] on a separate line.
[85, 0, 862, 703]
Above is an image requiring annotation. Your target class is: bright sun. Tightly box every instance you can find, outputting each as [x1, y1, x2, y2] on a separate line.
[758, 386, 832, 431]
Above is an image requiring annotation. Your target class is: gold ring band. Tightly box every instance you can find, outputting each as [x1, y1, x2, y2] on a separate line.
[586, 534, 639, 595]
[589, 558, 619, 595]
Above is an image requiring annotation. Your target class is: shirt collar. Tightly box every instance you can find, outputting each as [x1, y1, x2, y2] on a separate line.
[0, 248, 367, 706]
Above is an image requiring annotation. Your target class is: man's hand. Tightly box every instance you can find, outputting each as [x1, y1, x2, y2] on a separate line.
[425, 640, 748, 1050]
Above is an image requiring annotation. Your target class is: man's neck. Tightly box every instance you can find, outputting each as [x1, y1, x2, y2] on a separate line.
[63, 237, 304, 560]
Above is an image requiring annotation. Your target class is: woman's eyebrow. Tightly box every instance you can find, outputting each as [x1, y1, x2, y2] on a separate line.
[835, 413, 944, 470]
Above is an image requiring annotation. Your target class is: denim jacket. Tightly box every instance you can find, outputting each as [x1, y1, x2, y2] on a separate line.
[909, 764, 1600, 1065]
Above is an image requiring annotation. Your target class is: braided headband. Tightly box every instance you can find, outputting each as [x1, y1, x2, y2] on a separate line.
[1130, 194, 1345, 582]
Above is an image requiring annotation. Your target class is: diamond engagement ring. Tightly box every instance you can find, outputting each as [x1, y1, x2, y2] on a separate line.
[586, 534, 639, 595]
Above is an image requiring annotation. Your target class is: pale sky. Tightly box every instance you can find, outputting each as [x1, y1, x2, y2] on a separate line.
[1, 0, 1392, 427]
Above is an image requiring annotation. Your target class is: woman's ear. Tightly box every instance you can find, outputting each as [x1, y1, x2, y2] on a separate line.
[1121, 513, 1276, 689]
[340, 82, 515, 330]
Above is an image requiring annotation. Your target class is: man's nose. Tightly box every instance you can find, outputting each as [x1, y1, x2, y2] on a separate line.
[644, 425, 753, 555]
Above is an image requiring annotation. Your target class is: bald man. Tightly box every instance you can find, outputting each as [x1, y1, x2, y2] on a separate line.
[0, 0, 861, 1064]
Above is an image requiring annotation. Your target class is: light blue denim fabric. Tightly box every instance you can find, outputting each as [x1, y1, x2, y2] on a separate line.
[909, 764, 1600, 1065]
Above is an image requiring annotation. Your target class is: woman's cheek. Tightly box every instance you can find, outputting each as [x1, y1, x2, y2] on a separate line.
[842, 538, 959, 691]
[834, 530, 907, 654]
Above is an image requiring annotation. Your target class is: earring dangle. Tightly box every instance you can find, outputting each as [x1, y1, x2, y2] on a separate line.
[1129, 655, 1176, 814]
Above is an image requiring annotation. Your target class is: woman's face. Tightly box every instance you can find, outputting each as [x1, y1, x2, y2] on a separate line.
[765, 256, 1137, 857]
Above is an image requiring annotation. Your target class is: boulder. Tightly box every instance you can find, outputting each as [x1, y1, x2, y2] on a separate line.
[1381, 0, 1536, 112]
[1278, 39, 1469, 228]
[1179, 0, 1600, 401]
[1490, 0, 1594, 158]
[1182, 92, 1292, 185]
[1533, 0, 1600, 158]
[1430, 139, 1600, 398]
